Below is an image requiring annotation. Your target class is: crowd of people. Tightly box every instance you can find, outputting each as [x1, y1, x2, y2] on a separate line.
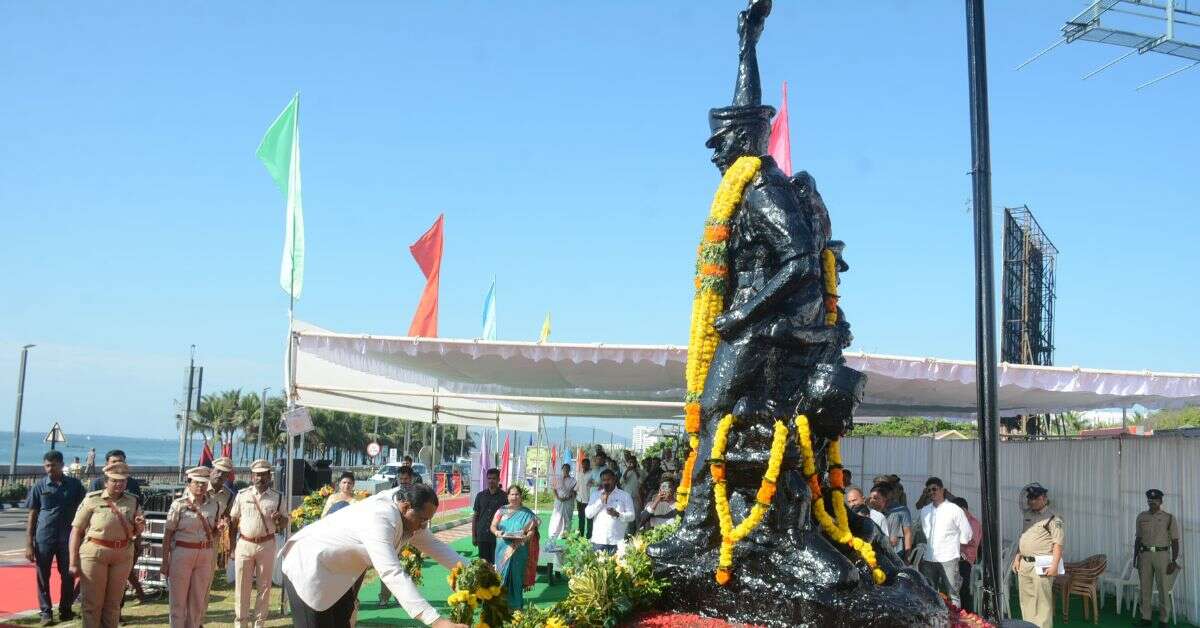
[18, 444, 1184, 628]
[23, 449, 288, 627]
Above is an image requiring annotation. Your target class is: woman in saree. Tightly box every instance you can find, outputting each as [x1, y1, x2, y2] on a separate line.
[489, 485, 539, 610]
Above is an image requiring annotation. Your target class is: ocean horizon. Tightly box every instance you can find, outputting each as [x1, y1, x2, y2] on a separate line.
[0, 430, 203, 467]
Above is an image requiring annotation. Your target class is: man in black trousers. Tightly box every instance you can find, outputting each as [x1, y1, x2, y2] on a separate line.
[25, 450, 85, 625]
[472, 468, 505, 564]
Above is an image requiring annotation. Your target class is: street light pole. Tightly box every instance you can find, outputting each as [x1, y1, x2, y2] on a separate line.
[256, 387, 270, 461]
[10, 344, 35, 477]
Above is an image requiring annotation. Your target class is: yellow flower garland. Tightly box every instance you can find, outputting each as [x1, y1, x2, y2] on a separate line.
[821, 248, 840, 326]
[795, 415, 886, 585]
[710, 413, 789, 585]
[678, 155, 762, 512]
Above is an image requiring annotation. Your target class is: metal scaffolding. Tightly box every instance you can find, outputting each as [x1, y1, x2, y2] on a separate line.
[1018, 0, 1200, 89]
[1002, 206, 1058, 368]
[1001, 206, 1060, 437]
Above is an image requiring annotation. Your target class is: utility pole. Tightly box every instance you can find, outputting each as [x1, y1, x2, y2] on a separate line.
[966, 0, 1002, 620]
[10, 344, 34, 477]
[177, 346, 195, 482]
[255, 386, 270, 461]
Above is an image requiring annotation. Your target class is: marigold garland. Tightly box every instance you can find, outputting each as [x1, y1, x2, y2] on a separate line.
[710, 414, 789, 585]
[821, 248, 840, 326]
[796, 415, 886, 585]
[678, 155, 762, 513]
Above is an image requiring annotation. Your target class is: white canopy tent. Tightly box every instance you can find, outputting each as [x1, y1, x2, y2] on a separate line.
[289, 321, 1200, 430]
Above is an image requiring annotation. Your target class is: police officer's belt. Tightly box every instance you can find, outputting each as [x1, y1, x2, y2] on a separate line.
[1140, 545, 1170, 552]
[88, 537, 130, 549]
[240, 533, 274, 544]
[176, 540, 212, 550]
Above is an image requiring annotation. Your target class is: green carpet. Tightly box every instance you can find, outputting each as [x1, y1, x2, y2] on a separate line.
[354, 511, 568, 626]
[346, 511, 1197, 627]
[1004, 590, 1196, 628]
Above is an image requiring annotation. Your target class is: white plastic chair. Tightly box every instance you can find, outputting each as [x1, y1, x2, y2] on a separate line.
[1130, 554, 1182, 624]
[1097, 553, 1137, 612]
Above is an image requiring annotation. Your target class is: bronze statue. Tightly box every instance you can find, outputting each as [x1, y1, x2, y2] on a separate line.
[648, 2, 948, 625]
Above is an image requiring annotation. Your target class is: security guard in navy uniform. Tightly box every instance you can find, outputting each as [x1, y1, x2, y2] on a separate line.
[1134, 488, 1181, 626]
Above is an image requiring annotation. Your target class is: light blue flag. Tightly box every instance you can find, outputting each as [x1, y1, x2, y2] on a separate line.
[481, 278, 497, 340]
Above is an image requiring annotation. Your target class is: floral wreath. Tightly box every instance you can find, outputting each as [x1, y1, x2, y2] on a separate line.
[447, 559, 510, 628]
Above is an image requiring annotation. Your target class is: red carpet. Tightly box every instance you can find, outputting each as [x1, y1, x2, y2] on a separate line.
[436, 494, 469, 512]
[0, 561, 62, 620]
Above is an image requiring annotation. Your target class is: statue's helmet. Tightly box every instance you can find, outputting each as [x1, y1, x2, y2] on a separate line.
[705, 105, 775, 149]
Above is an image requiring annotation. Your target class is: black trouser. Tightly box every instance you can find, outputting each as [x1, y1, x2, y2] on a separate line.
[285, 572, 362, 627]
[958, 559, 973, 612]
[477, 535, 497, 565]
[576, 503, 592, 538]
[34, 539, 73, 617]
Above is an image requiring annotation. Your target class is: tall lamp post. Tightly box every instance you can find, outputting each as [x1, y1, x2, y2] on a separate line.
[255, 386, 270, 461]
[10, 344, 35, 477]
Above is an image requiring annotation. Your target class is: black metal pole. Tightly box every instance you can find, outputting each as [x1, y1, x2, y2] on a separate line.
[10, 345, 33, 477]
[966, 0, 1003, 620]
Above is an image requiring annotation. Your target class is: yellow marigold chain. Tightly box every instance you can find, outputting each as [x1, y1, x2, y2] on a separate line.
[822, 248, 840, 326]
[677, 155, 762, 513]
[711, 414, 788, 585]
[795, 415, 886, 585]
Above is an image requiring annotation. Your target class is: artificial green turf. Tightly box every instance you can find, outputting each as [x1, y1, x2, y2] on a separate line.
[355, 510, 568, 626]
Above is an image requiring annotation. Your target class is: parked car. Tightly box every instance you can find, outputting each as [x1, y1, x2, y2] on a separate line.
[369, 462, 428, 485]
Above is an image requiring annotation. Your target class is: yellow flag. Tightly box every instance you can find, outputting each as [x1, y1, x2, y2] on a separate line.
[538, 312, 552, 343]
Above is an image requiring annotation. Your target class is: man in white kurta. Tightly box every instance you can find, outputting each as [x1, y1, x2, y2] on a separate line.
[548, 463, 577, 541]
[280, 484, 467, 628]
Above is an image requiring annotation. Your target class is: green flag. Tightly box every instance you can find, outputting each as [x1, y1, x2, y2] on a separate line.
[258, 94, 304, 299]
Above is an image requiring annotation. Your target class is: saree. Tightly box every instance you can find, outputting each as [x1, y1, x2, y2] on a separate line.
[494, 506, 537, 610]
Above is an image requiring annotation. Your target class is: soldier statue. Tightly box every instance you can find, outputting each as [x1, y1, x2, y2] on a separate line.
[648, 2, 947, 625]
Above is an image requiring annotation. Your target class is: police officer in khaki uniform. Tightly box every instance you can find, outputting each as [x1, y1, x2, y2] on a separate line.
[1010, 483, 1064, 628]
[209, 456, 236, 579]
[230, 459, 288, 628]
[68, 461, 146, 628]
[162, 466, 220, 628]
[1134, 488, 1182, 626]
[209, 457, 236, 520]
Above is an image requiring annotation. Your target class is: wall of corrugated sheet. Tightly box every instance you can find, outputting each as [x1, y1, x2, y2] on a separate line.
[839, 435, 1198, 622]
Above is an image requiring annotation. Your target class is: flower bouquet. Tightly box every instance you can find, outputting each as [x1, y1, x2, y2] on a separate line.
[447, 559, 510, 628]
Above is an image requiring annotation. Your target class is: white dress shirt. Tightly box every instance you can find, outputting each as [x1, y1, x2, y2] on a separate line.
[280, 495, 463, 624]
[868, 508, 891, 539]
[919, 500, 973, 563]
[584, 487, 635, 545]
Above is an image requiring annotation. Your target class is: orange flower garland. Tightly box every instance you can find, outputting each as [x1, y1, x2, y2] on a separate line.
[678, 155, 762, 512]
[795, 415, 886, 585]
[821, 248, 839, 326]
[710, 413, 789, 585]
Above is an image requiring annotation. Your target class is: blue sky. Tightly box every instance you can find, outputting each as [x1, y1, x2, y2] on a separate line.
[1, 2, 1197, 440]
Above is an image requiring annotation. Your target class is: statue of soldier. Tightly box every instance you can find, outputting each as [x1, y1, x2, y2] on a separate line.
[648, 2, 945, 625]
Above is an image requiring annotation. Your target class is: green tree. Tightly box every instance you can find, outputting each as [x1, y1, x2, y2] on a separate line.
[850, 416, 978, 439]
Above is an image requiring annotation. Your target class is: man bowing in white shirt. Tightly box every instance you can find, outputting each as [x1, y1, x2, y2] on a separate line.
[585, 468, 635, 554]
[281, 484, 468, 628]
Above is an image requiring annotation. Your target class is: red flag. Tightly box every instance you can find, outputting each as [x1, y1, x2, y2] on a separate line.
[499, 434, 511, 487]
[222, 440, 232, 458]
[198, 439, 214, 467]
[768, 81, 792, 176]
[550, 445, 558, 470]
[407, 214, 445, 337]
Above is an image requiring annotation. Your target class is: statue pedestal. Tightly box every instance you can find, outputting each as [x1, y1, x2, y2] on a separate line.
[650, 421, 949, 627]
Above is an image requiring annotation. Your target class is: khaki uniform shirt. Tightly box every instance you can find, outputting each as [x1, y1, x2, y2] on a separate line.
[208, 484, 234, 520]
[1135, 510, 1180, 548]
[231, 486, 286, 538]
[72, 489, 140, 543]
[1019, 508, 1065, 557]
[165, 493, 219, 544]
